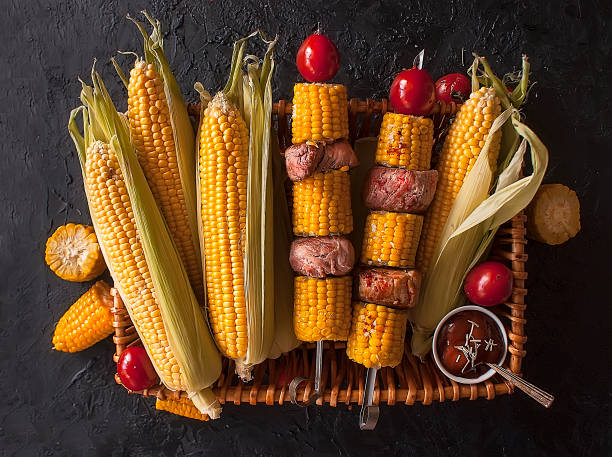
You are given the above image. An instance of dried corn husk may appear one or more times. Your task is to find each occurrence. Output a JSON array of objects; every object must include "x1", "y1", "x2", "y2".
[{"x1": 68, "y1": 69, "x2": 222, "y2": 417}]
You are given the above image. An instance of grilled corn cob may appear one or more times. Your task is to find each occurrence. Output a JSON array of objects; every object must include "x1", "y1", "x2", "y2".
[
  {"x1": 346, "y1": 302, "x2": 409, "y2": 369},
  {"x1": 199, "y1": 92, "x2": 249, "y2": 360},
  {"x1": 127, "y1": 60, "x2": 203, "y2": 300},
  {"x1": 417, "y1": 87, "x2": 502, "y2": 271},
  {"x1": 361, "y1": 211, "x2": 423, "y2": 268},
  {"x1": 156, "y1": 397, "x2": 209, "y2": 421},
  {"x1": 52, "y1": 280, "x2": 113, "y2": 352},
  {"x1": 292, "y1": 83, "x2": 349, "y2": 144},
  {"x1": 45, "y1": 224, "x2": 106, "y2": 282},
  {"x1": 293, "y1": 276, "x2": 352, "y2": 342},
  {"x1": 292, "y1": 170, "x2": 353, "y2": 236},
  {"x1": 376, "y1": 113, "x2": 434, "y2": 169}
]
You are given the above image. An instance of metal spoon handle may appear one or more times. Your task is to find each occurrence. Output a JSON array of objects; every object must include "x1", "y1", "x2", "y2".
[{"x1": 487, "y1": 363, "x2": 555, "y2": 408}]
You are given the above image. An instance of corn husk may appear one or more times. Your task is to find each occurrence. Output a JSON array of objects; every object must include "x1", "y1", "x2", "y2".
[
  {"x1": 114, "y1": 12, "x2": 202, "y2": 298},
  {"x1": 267, "y1": 135, "x2": 299, "y2": 359},
  {"x1": 195, "y1": 33, "x2": 278, "y2": 379},
  {"x1": 68, "y1": 69, "x2": 222, "y2": 418},
  {"x1": 410, "y1": 57, "x2": 548, "y2": 358}
]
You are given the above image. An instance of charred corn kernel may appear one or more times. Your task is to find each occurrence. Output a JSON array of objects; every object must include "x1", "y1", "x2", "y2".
[
  {"x1": 292, "y1": 170, "x2": 352, "y2": 236},
  {"x1": 156, "y1": 397, "x2": 209, "y2": 421},
  {"x1": 417, "y1": 87, "x2": 502, "y2": 271},
  {"x1": 376, "y1": 113, "x2": 434, "y2": 169},
  {"x1": 526, "y1": 184, "x2": 581, "y2": 245},
  {"x1": 293, "y1": 276, "x2": 352, "y2": 342},
  {"x1": 361, "y1": 211, "x2": 423, "y2": 268},
  {"x1": 128, "y1": 61, "x2": 203, "y2": 301},
  {"x1": 86, "y1": 140, "x2": 187, "y2": 390},
  {"x1": 292, "y1": 83, "x2": 349, "y2": 143},
  {"x1": 52, "y1": 280, "x2": 113, "y2": 352},
  {"x1": 199, "y1": 93, "x2": 249, "y2": 359},
  {"x1": 45, "y1": 224, "x2": 106, "y2": 282},
  {"x1": 346, "y1": 302, "x2": 408, "y2": 369}
]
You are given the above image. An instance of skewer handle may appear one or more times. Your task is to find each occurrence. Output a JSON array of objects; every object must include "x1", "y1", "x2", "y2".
[
  {"x1": 289, "y1": 341, "x2": 324, "y2": 406},
  {"x1": 359, "y1": 367, "x2": 379, "y2": 430}
]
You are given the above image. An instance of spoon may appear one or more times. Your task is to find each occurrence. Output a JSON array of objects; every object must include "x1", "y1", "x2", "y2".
[{"x1": 486, "y1": 362, "x2": 555, "y2": 408}]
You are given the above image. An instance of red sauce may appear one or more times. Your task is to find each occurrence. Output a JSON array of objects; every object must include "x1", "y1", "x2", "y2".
[{"x1": 436, "y1": 310, "x2": 504, "y2": 378}]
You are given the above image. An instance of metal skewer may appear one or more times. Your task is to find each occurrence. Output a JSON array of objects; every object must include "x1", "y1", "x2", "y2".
[
  {"x1": 359, "y1": 367, "x2": 379, "y2": 430},
  {"x1": 289, "y1": 340, "x2": 324, "y2": 406},
  {"x1": 486, "y1": 363, "x2": 555, "y2": 408}
]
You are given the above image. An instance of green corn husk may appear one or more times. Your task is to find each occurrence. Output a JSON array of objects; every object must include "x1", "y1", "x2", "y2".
[
  {"x1": 114, "y1": 12, "x2": 202, "y2": 300},
  {"x1": 410, "y1": 56, "x2": 548, "y2": 358},
  {"x1": 195, "y1": 33, "x2": 279, "y2": 379},
  {"x1": 68, "y1": 68, "x2": 222, "y2": 418},
  {"x1": 267, "y1": 134, "x2": 299, "y2": 359}
]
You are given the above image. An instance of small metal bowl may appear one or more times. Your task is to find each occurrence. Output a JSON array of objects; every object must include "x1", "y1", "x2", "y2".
[{"x1": 432, "y1": 305, "x2": 508, "y2": 385}]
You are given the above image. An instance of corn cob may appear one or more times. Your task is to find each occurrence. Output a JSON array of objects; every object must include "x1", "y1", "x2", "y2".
[
  {"x1": 346, "y1": 302, "x2": 409, "y2": 369},
  {"x1": 293, "y1": 276, "x2": 352, "y2": 342},
  {"x1": 376, "y1": 113, "x2": 434, "y2": 169},
  {"x1": 199, "y1": 92, "x2": 249, "y2": 360},
  {"x1": 45, "y1": 224, "x2": 106, "y2": 282},
  {"x1": 292, "y1": 170, "x2": 353, "y2": 236},
  {"x1": 52, "y1": 280, "x2": 113, "y2": 352},
  {"x1": 361, "y1": 211, "x2": 423, "y2": 268},
  {"x1": 156, "y1": 397, "x2": 209, "y2": 421},
  {"x1": 86, "y1": 140, "x2": 193, "y2": 389},
  {"x1": 292, "y1": 83, "x2": 349, "y2": 144},
  {"x1": 71, "y1": 69, "x2": 222, "y2": 417},
  {"x1": 127, "y1": 60, "x2": 203, "y2": 301},
  {"x1": 417, "y1": 87, "x2": 502, "y2": 271}
]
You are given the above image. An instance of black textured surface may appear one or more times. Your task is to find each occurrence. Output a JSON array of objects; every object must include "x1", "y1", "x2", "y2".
[{"x1": 1, "y1": 1, "x2": 611, "y2": 456}]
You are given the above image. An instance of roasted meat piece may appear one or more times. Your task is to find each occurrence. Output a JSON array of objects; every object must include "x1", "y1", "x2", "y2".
[{"x1": 289, "y1": 236, "x2": 355, "y2": 278}]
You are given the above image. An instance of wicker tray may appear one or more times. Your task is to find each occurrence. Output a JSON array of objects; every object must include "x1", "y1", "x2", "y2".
[{"x1": 111, "y1": 98, "x2": 527, "y2": 408}]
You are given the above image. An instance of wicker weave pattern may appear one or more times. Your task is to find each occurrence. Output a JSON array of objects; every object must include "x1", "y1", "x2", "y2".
[{"x1": 113, "y1": 99, "x2": 527, "y2": 407}]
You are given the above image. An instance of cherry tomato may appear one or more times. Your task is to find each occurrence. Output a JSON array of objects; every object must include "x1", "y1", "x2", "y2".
[
  {"x1": 117, "y1": 346, "x2": 159, "y2": 391},
  {"x1": 435, "y1": 73, "x2": 471, "y2": 103},
  {"x1": 464, "y1": 261, "x2": 514, "y2": 307},
  {"x1": 296, "y1": 32, "x2": 340, "y2": 82},
  {"x1": 389, "y1": 67, "x2": 436, "y2": 116}
]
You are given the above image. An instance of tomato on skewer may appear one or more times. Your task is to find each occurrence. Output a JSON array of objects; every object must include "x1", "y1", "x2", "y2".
[{"x1": 296, "y1": 31, "x2": 340, "y2": 82}]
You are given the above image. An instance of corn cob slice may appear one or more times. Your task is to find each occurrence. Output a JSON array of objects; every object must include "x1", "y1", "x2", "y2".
[
  {"x1": 156, "y1": 397, "x2": 209, "y2": 421},
  {"x1": 70, "y1": 70, "x2": 221, "y2": 418},
  {"x1": 293, "y1": 276, "x2": 352, "y2": 342},
  {"x1": 346, "y1": 302, "x2": 409, "y2": 369},
  {"x1": 127, "y1": 61, "x2": 203, "y2": 301},
  {"x1": 52, "y1": 280, "x2": 113, "y2": 352},
  {"x1": 45, "y1": 224, "x2": 106, "y2": 282},
  {"x1": 376, "y1": 113, "x2": 434, "y2": 169},
  {"x1": 292, "y1": 83, "x2": 349, "y2": 144},
  {"x1": 199, "y1": 92, "x2": 249, "y2": 360},
  {"x1": 526, "y1": 184, "x2": 581, "y2": 245},
  {"x1": 361, "y1": 211, "x2": 423, "y2": 268},
  {"x1": 292, "y1": 170, "x2": 353, "y2": 236},
  {"x1": 417, "y1": 87, "x2": 502, "y2": 271}
]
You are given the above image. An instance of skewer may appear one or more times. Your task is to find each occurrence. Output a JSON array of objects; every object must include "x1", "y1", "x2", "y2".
[
  {"x1": 289, "y1": 340, "x2": 324, "y2": 406},
  {"x1": 359, "y1": 367, "x2": 379, "y2": 430}
]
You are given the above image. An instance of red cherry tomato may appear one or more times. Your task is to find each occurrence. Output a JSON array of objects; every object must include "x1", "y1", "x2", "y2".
[
  {"x1": 464, "y1": 261, "x2": 514, "y2": 307},
  {"x1": 117, "y1": 346, "x2": 159, "y2": 391},
  {"x1": 389, "y1": 67, "x2": 436, "y2": 116},
  {"x1": 435, "y1": 73, "x2": 471, "y2": 103},
  {"x1": 296, "y1": 32, "x2": 340, "y2": 82}
]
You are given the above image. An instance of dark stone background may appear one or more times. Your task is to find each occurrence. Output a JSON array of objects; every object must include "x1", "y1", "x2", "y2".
[{"x1": 1, "y1": 0, "x2": 610, "y2": 456}]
